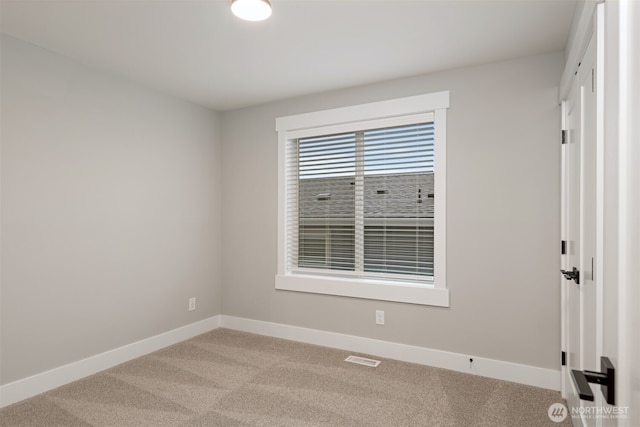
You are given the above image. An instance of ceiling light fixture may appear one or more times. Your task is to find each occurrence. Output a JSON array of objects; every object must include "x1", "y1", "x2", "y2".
[{"x1": 231, "y1": 0, "x2": 272, "y2": 22}]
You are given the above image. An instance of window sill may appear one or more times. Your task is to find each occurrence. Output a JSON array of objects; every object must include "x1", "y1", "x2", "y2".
[{"x1": 275, "y1": 273, "x2": 450, "y2": 307}]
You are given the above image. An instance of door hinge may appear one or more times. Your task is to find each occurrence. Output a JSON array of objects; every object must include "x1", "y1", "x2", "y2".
[
  {"x1": 561, "y1": 240, "x2": 567, "y2": 255},
  {"x1": 561, "y1": 130, "x2": 567, "y2": 144},
  {"x1": 562, "y1": 351, "x2": 566, "y2": 366}
]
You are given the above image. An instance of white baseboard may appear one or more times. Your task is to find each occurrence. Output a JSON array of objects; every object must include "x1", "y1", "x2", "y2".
[
  {"x1": 1, "y1": 313, "x2": 561, "y2": 409},
  {"x1": 220, "y1": 315, "x2": 561, "y2": 391},
  {"x1": 0, "y1": 315, "x2": 221, "y2": 408}
]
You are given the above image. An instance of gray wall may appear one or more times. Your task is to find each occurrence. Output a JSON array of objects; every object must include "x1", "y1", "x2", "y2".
[
  {"x1": 0, "y1": 35, "x2": 222, "y2": 384},
  {"x1": 221, "y1": 52, "x2": 564, "y2": 370},
  {"x1": 0, "y1": 33, "x2": 564, "y2": 386}
]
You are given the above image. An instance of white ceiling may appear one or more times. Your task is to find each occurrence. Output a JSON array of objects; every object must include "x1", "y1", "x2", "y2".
[{"x1": 0, "y1": 0, "x2": 576, "y2": 112}]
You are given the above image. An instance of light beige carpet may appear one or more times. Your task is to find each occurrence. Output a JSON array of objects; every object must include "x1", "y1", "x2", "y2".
[{"x1": 0, "y1": 328, "x2": 571, "y2": 426}]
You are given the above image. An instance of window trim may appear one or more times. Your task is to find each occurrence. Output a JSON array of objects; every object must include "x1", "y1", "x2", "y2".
[{"x1": 276, "y1": 92, "x2": 449, "y2": 307}]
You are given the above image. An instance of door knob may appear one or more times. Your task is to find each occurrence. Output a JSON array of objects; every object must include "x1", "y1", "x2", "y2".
[{"x1": 561, "y1": 267, "x2": 580, "y2": 284}]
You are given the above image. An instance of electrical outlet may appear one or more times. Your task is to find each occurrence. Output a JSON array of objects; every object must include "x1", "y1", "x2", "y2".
[
  {"x1": 375, "y1": 310, "x2": 384, "y2": 325},
  {"x1": 188, "y1": 297, "x2": 196, "y2": 311}
]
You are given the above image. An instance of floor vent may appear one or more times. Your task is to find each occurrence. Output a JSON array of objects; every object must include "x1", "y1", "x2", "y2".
[{"x1": 344, "y1": 355, "x2": 381, "y2": 367}]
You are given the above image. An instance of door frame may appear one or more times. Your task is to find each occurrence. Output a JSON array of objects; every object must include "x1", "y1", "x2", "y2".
[{"x1": 615, "y1": 0, "x2": 640, "y2": 420}]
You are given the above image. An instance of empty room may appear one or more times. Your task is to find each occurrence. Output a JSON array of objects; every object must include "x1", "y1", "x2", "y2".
[{"x1": 0, "y1": 0, "x2": 638, "y2": 426}]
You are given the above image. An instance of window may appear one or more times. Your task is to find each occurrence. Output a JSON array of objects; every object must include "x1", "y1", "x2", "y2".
[{"x1": 276, "y1": 92, "x2": 449, "y2": 306}]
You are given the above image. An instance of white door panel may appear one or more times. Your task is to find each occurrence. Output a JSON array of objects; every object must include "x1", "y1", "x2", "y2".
[{"x1": 562, "y1": 30, "x2": 599, "y2": 427}]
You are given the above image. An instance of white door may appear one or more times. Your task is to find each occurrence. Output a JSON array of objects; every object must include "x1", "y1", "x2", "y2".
[{"x1": 561, "y1": 31, "x2": 600, "y2": 426}]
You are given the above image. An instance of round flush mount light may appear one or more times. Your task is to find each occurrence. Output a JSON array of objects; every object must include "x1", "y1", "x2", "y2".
[{"x1": 231, "y1": 0, "x2": 272, "y2": 22}]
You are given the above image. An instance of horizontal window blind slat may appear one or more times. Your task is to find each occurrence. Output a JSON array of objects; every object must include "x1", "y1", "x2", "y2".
[{"x1": 288, "y1": 120, "x2": 436, "y2": 280}]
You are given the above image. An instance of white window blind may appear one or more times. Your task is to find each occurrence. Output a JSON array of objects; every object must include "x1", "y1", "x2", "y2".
[{"x1": 286, "y1": 121, "x2": 435, "y2": 282}]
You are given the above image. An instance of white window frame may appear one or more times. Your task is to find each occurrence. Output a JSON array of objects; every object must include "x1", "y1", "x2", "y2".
[{"x1": 275, "y1": 92, "x2": 449, "y2": 307}]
